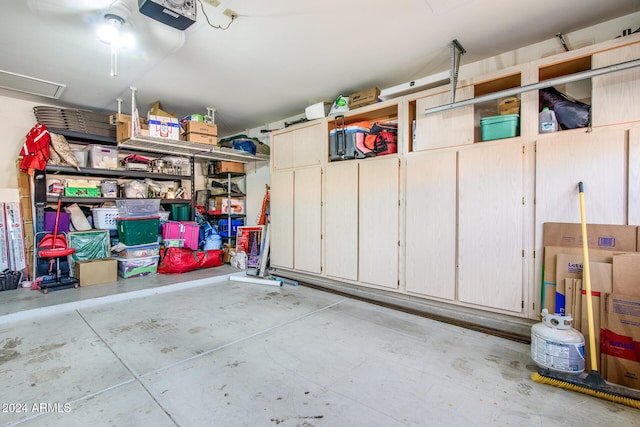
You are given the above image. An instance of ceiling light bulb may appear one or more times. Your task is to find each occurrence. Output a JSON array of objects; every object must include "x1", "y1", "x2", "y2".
[{"x1": 98, "y1": 23, "x2": 119, "y2": 44}]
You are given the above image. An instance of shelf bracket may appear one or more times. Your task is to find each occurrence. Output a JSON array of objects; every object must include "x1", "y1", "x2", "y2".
[{"x1": 450, "y1": 39, "x2": 466, "y2": 103}]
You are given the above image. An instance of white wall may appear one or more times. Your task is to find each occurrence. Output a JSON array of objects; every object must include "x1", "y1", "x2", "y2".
[{"x1": 0, "y1": 96, "x2": 57, "y2": 188}]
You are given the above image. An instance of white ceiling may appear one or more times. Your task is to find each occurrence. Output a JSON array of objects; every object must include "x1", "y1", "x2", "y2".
[{"x1": 1, "y1": 0, "x2": 639, "y2": 137}]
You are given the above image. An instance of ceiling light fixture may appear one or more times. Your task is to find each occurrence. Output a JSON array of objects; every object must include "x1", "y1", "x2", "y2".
[{"x1": 97, "y1": 10, "x2": 135, "y2": 77}]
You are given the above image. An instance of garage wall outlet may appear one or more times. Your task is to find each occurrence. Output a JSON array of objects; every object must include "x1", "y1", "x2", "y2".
[{"x1": 223, "y1": 8, "x2": 238, "y2": 19}]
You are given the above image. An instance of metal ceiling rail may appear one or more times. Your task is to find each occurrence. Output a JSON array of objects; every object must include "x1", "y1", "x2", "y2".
[{"x1": 424, "y1": 58, "x2": 640, "y2": 115}]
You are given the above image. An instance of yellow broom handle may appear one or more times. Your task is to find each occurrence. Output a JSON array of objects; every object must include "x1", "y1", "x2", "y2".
[{"x1": 579, "y1": 182, "x2": 598, "y2": 372}]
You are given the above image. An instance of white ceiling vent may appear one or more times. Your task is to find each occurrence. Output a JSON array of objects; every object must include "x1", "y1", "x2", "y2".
[{"x1": 0, "y1": 70, "x2": 66, "y2": 99}]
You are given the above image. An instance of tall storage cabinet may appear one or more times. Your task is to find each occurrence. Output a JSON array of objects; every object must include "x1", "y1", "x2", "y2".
[
  {"x1": 293, "y1": 167, "x2": 322, "y2": 274},
  {"x1": 268, "y1": 33, "x2": 640, "y2": 327},
  {"x1": 405, "y1": 150, "x2": 457, "y2": 300},
  {"x1": 269, "y1": 167, "x2": 322, "y2": 273},
  {"x1": 269, "y1": 170, "x2": 294, "y2": 269},
  {"x1": 358, "y1": 156, "x2": 400, "y2": 289},
  {"x1": 457, "y1": 141, "x2": 524, "y2": 312},
  {"x1": 325, "y1": 161, "x2": 359, "y2": 281}
]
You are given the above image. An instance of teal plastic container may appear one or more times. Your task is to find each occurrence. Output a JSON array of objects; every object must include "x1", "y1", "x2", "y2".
[
  {"x1": 170, "y1": 204, "x2": 191, "y2": 221},
  {"x1": 480, "y1": 114, "x2": 520, "y2": 141}
]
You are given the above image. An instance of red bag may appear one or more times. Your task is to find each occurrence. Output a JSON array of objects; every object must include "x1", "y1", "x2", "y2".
[
  {"x1": 363, "y1": 122, "x2": 398, "y2": 156},
  {"x1": 158, "y1": 247, "x2": 223, "y2": 274},
  {"x1": 20, "y1": 123, "x2": 51, "y2": 172}
]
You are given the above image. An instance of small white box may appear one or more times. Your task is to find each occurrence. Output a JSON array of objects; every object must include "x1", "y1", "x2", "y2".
[
  {"x1": 89, "y1": 146, "x2": 119, "y2": 169},
  {"x1": 148, "y1": 115, "x2": 180, "y2": 140},
  {"x1": 305, "y1": 102, "x2": 331, "y2": 120}
]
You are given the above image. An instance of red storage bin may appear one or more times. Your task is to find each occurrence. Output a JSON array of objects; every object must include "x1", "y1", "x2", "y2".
[{"x1": 162, "y1": 221, "x2": 200, "y2": 250}]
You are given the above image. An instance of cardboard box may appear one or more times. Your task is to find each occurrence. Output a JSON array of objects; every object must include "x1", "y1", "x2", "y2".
[
  {"x1": 554, "y1": 253, "x2": 612, "y2": 315},
  {"x1": 181, "y1": 132, "x2": 218, "y2": 145},
  {"x1": 612, "y1": 253, "x2": 640, "y2": 296},
  {"x1": 603, "y1": 293, "x2": 640, "y2": 389},
  {"x1": 542, "y1": 245, "x2": 621, "y2": 313},
  {"x1": 543, "y1": 222, "x2": 637, "y2": 252},
  {"x1": 148, "y1": 115, "x2": 180, "y2": 140},
  {"x1": 348, "y1": 87, "x2": 380, "y2": 109},
  {"x1": 223, "y1": 243, "x2": 232, "y2": 263},
  {"x1": 116, "y1": 120, "x2": 149, "y2": 142},
  {"x1": 148, "y1": 101, "x2": 175, "y2": 118},
  {"x1": 212, "y1": 161, "x2": 244, "y2": 174},
  {"x1": 183, "y1": 121, "x2": 217, "y2": 136},
  {"x1": 74, "y1": 258, "x2": 117, "y2": 286},
  {"x1": 214, "y1": 197, "x2": 245, "y2": 214}
]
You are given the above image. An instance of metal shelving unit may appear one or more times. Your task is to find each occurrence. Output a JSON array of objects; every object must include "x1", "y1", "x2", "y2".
[
  {"x1": 206, "y1": 171, "x2": 246, "y2": 245},
  {"x1": 119, "y1": 135, "x2": 269, "y2": 163}
]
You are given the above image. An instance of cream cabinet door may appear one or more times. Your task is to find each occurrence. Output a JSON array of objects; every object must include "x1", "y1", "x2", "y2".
[
  {"x1": 270, "y1": 170, "x2": 294, "y2": 269},
  {"x1": 358, "y1": 157, "x2": 399, "y2": 289},
  {"x1": 325, "y1": 161, "x2": 359, "y2": 281},
  {"x1": 458, "y1": 142, "x2": 524, "y2": 313},
  {"x1": 592, "y1": 42, "x2": 640, "y2": 126},
  {"x1": 293, "y1": 166, "x2": 322, "y2": 274},
  {"x1": 272, "y1": 122, "x2": 325, "y2": 170},
  {"x1": 535, "y1": 128, "x2": 627, "y2": 230},
  {"x1": 414, "y1": 86, "x2": 474, "y2": 151},
  {"x1": 405, "y1": 150, "x2": 457, "y2": 300}
]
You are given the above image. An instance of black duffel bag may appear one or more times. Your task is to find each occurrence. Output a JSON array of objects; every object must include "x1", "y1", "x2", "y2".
[{"x1": 539, "y1": 87, "x2": 591, "y2": 130}]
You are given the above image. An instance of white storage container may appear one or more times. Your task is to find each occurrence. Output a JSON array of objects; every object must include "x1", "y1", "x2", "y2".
[
  {"x1": 90, "y1": 145, "x2": 119, "y2": 169},
  {"x1": 91, "y1": 207, "x2": 119, "y2": 230}
]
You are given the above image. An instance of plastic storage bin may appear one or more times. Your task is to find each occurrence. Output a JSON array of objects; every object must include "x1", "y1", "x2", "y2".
[
  {"x1": 44, "y1": 211, "x2": 70, "y2": 233},
  {"x1": 118, "y1": 242, "x2": 160, "y2": 259},
  {"x1": 480, "y1": 114, "x2": 519, "y2": 141},
  {"x1": 89, "y1": 145, "x2": 119, "y2": 169},
  {"x1": 116, "y1": 216, "x2": 160, "y2": 246},
  {"x1": 92, "y1": 207, "x2": 119, "y2": 230},
  {"x1": 116, "y1": 199, "x2": 161, "y2": 218},
  {"x1": 218, "y1": 219, "x2": 243, "y2": 237},
  {"x1": 116, "y1": 255, "x2": 159, "y2": 278},
  {"x1": 170, "y1": 203, "x2": 191, "y2": 221},
  {"x1": 162, "y1": 221, "x2": 200, "y2": 250}
]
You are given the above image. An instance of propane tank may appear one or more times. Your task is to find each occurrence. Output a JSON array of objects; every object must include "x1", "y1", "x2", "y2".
[{"x1": 531, "y1": 309, "x2": 585, "y2": 375}]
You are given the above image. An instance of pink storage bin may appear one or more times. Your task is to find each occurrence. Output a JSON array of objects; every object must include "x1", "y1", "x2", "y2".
[{"x1": 162, "y1": 221, "x2": 200, "y2": 250}]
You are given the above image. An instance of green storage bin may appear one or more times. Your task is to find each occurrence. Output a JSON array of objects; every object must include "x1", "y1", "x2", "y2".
[
  {"x1": 116, "y1": 216, "x2": 160, "y2": 246},
  {"x1": 480, "y1": 114, "x2": 519, "y2": 141},
  {"x1": 170, "y1": 203, "x2": 191, "y2": 221}
]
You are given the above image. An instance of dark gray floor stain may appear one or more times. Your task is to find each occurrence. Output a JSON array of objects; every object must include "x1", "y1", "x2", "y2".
[
  {"x1": 517, "y1": 382, "x2": 532, "y2": 396},
  {"x1": 225, "y1": 360, "x2": 245, "y2": 368},
  {"x1": 28, "y1": 365, "x2": 71, "y2": 383},
  {"x1": 160, "y1": 346, "x2": 177, "y2": 354},
  {"x1": 0, "y1": 337, "x2": 22, "y2": 364},
  {"x1": 451, "y1": 357, "x2": 473, "y2": 375},
  {"x1": 500, "y1": 360, "x2": 524, "y2": 381},
  {"x1": 188, "y1": 326, "x2": 205, "y2": 334}
]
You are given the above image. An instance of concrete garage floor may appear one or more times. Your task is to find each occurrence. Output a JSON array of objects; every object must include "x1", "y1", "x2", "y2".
[{"x1": 1, "y1": 269, "x2": 639, "y2": 426}]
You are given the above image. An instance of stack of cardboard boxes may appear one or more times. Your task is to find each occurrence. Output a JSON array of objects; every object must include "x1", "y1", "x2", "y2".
[
  {"x1": 542, "y1": 222, "x2": 640, "y2": 390},
  {"x1": 181, "y1": 121, "x2": 218, "y2": 145}
]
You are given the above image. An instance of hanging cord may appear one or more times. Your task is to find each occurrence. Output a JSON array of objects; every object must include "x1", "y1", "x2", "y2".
[{"x1": 197, "y1": 0, "x2": 237, "y2": 30}]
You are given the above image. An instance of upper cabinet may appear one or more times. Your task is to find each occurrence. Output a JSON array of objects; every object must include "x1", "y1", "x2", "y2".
[
  {"x1": 591, "y1": 42, "x2": 640, "y2": 126},
  {"x1": 271, "y1": 122, "x2": 325, "y2": 170},
  {"x1": 414, "y1": 86, "x2": 474, "y2": 151}
]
